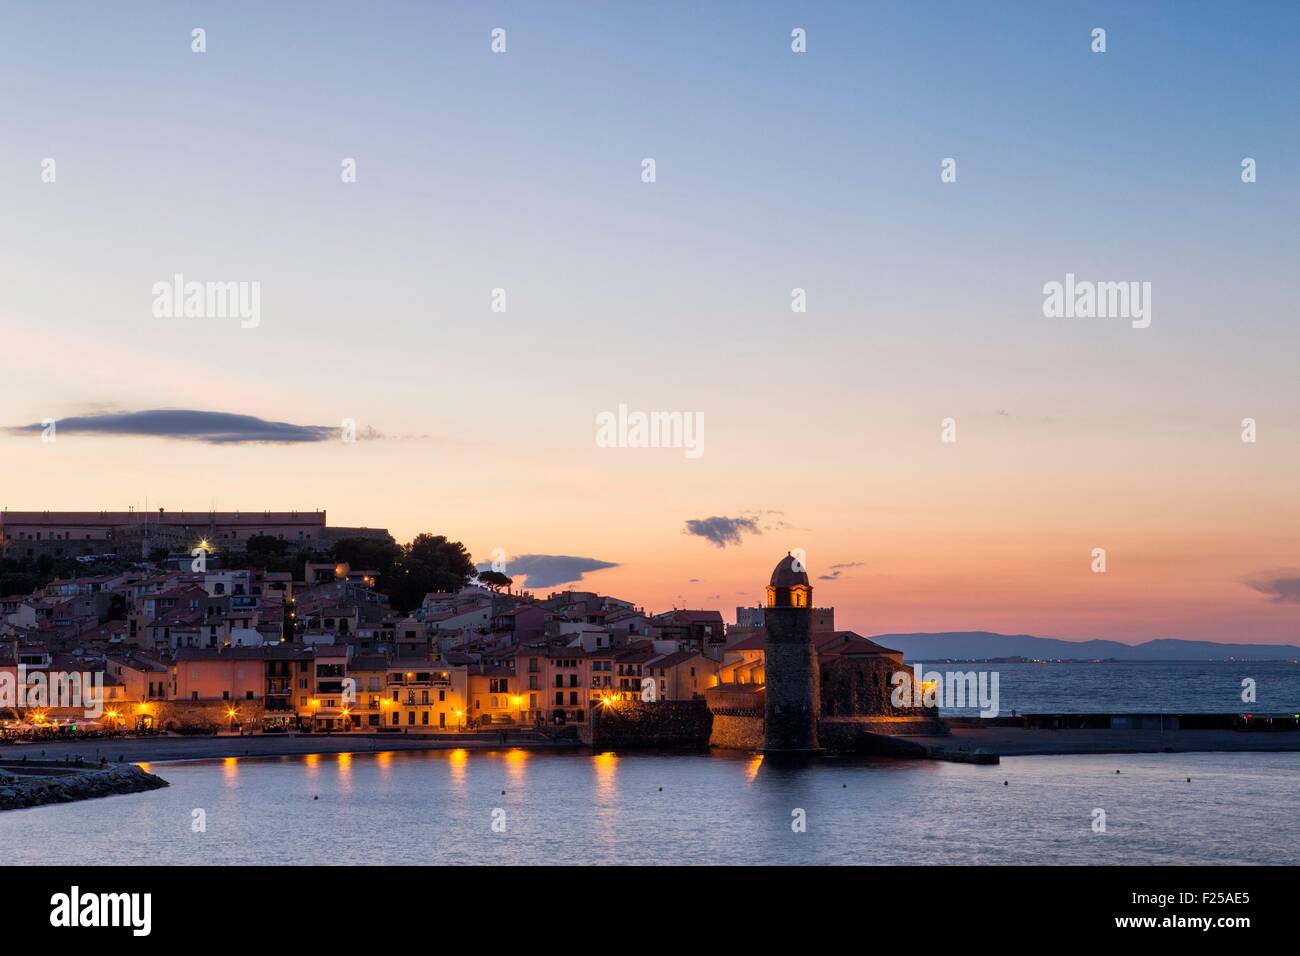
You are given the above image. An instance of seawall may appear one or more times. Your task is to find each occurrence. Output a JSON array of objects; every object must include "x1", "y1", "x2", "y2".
[
  {"x1": 0, "y1": 761, "x2": 169, "y2": 811},
  {"x1": 584, "y1": 700, "x2": 712, "y2": 750}
]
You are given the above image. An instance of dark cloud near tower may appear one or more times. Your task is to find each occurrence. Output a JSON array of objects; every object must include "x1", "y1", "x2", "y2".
[
  {"x1": 819, "y1": 561, "x2": 865, "y2": 581},
  {"x1": 683, "y1": 515, "x2": 762, "y2": 548}
]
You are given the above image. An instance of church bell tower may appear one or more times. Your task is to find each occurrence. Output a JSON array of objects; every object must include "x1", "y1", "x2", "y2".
[{"x1": 762, "y1": 553, "x2": 821, "y2": 753}]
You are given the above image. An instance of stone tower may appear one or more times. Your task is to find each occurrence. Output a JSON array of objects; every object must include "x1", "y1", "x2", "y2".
[{"x1": 762, "y1": 553, "x2": 820, "y2": 753}]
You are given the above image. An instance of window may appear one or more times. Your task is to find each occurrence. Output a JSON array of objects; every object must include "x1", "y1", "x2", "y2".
[
  {"x1": 222, "y1": 690, "x2": 230, "y2": 700},
  {"x1": 555, "y1": 692, "x2": 563, "y2": 705},
  {"x1": 407, "y1": 711, "x2": 415, "y2": 726},
  {"x1": 245, "y1": 691, "x2": 254, "y2": 700},
  {"x1": 421, "y1": 711, "x2": 429, "y2": 725},
  {"x1": 438, "y1": 689, "x2": 445, "y2": 701}
]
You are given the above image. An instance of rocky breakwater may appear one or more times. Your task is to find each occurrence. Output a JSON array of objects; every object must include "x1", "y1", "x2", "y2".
[{"x1": 0, "y1": 761, "x2": 169, "y2": 811}]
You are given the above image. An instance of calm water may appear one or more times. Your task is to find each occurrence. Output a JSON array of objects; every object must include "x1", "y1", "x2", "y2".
[
  {"x1": 5, "y1": 749, "x2": 1297, "y2": 865},
  {"x1": 914, "y1": 661, "x2": 1300, "y2": 716}
]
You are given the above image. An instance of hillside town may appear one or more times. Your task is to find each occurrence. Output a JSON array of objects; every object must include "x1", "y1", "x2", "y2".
[{"x1": 0, "y1": 510, "x2": 742, "y2": 737}]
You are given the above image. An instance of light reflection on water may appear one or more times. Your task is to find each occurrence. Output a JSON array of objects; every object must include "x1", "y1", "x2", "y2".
[{"x1": 3, "y1": 749, "x2": 1296, "y2": 865}]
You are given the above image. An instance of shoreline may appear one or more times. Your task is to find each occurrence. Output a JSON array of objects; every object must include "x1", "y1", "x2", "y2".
[
  {"x1": 0, "y1": 733, "x2": 582, "y2": 766},
  {"x1": 918, "y1": 726, "x2": 1300, "y2": 757},
  {"x1": 3, "y1": 726, "x2": 1300, "y2": 764}
]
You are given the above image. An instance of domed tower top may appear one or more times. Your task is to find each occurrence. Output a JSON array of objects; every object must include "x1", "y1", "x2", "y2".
[{"x1": 767, "y1": 553, "x2": 812, "y2": 608}]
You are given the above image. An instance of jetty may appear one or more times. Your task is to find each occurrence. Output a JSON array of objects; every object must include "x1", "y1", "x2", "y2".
[{"x1": 0, "y1": 758, "x2": 168, "y2": 811}]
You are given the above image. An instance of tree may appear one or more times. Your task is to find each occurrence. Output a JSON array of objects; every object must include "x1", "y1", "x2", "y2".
[
  {"x1": 477, "y1": 570, "x2": 513, "y2": 592},
  {"x1": 245, "y1": 534, "x2": 289, "y2": 557},
  {"x1": 331, "y1": 536, "x2": 401, "y2": 575},
  {"x1": 381, "y1": 534, "x2": 476, "y2": 613}
]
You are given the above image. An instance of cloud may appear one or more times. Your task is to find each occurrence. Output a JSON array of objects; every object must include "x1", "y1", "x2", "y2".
[
  {"x1": 819, "y1": 561, "x2": 865, "y2": 581},
  {"x1": 5, "y1": 408, "x2": 345, "y2": 444},
  {"x1": 683, "y1": 515, "x2": 761, "y2": 548},
  {"x1": 485, "y1": 554, "x2": 619, "y2": 589},
  {"x1": 1244, "y1": 572, "x2": 1300, "y2": 604}
]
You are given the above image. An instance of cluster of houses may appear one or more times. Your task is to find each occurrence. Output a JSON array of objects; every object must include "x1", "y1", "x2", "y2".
[{"x1": 0, "y1": 559, "x2": 738, "y2": 734}]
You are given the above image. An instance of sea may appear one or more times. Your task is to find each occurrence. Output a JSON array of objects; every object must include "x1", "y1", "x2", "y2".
[
  {"x1": 4, "y1": 748, "x2": 1297, "y2": 865},
  {"x1": 909, "y1": 660, "x2": 1300, "y2": 716}
]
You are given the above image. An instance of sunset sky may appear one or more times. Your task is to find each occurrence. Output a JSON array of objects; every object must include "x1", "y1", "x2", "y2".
[{"x1": 2, "y1": 2, "x2": 1298, "y2": 643}]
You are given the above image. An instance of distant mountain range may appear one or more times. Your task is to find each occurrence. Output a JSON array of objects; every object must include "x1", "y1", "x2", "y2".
[{"x1": 870, "y1": 631, "x2": 1300, "y2": 662}]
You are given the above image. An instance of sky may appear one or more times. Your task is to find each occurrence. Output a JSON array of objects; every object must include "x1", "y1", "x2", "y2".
[{"x1": 2, "y1": 2, "x2": 1298, "y2": 643}]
